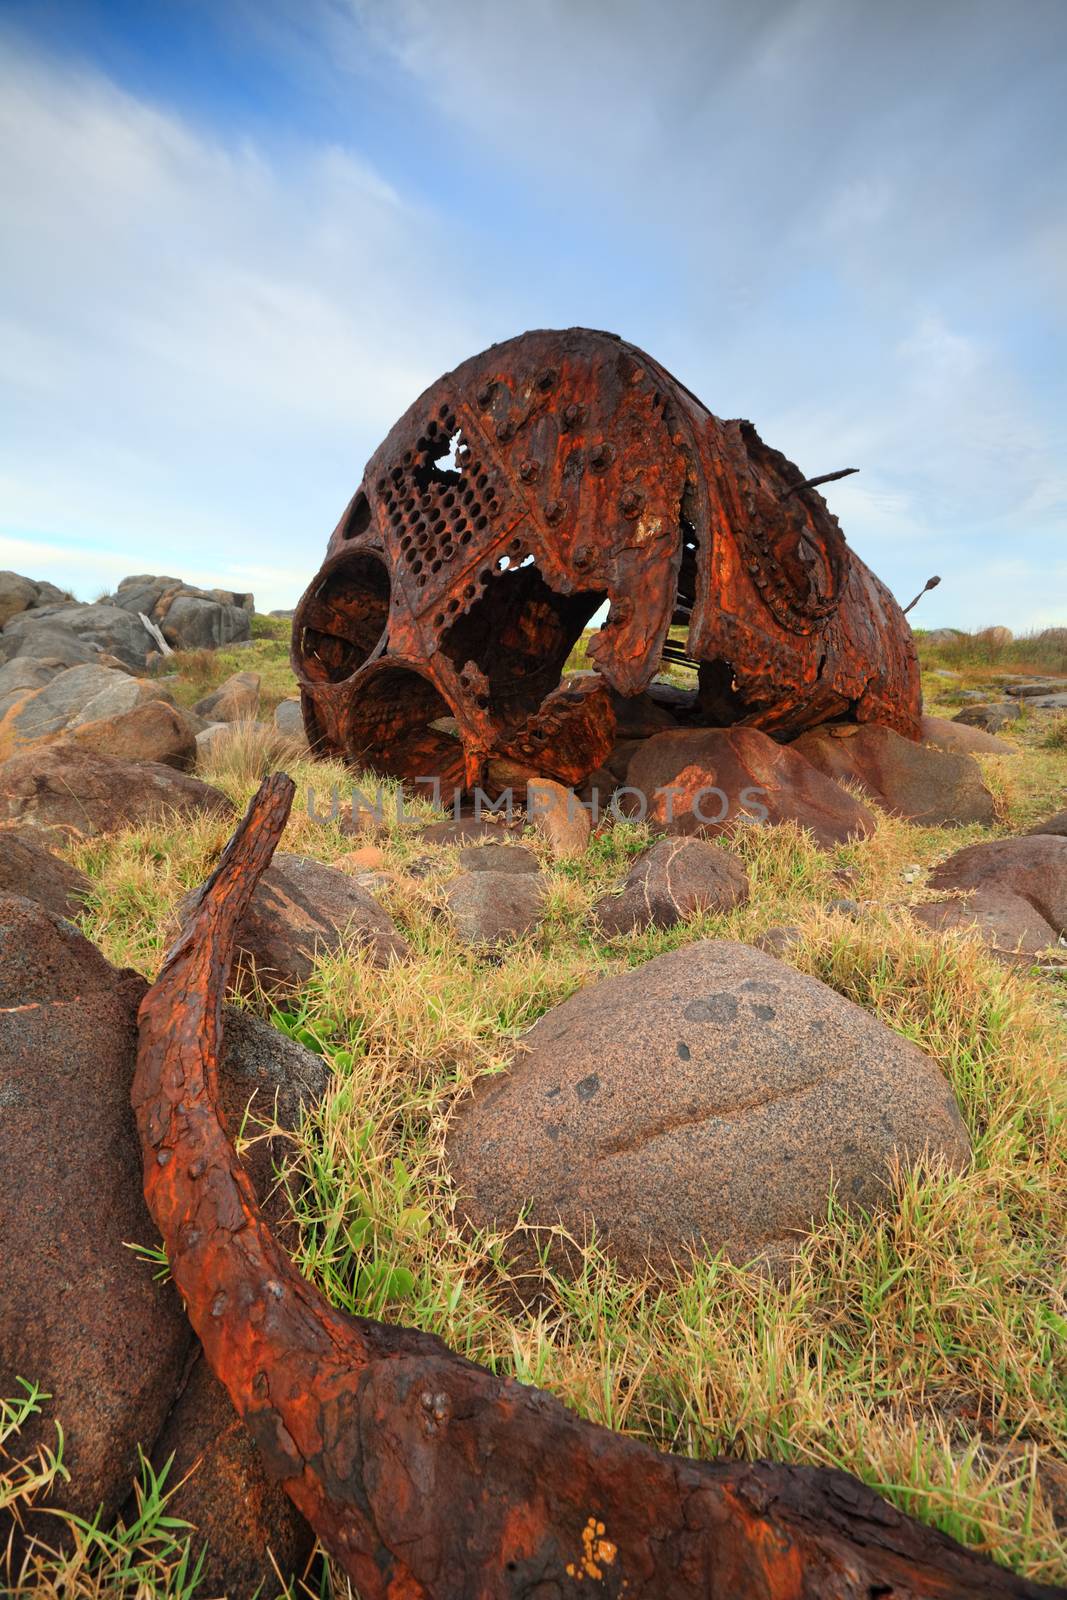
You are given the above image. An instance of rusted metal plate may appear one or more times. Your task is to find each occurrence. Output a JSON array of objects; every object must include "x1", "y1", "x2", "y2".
[
  {"x1": 292, "y1": 329, "x2": 921, "y2": 789},
  {"x1": 132, "y1": 778, "x2": 1058, "y2": 1600}
]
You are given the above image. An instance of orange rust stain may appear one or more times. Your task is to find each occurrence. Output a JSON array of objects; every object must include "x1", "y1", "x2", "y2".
[{"x1": 565, "y1": 1516, "x2": 619, "y2": 1583}]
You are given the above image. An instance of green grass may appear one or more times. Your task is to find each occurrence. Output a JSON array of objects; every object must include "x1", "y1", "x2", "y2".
[
  {"x1": 3, "y1": 628, "x2": 1066, "y2": 1593},
  {"x1": 914, "y1": 625, "x2": 1067, "y2": 678},
  {"x1": 156, "y1": 613, "x2": 298, "y2": 717}
]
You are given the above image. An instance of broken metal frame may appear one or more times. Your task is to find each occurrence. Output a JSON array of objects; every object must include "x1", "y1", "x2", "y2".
[
  {"x1": 291, "y1": 328, "x2": 921, "y2": 793},
  {"x1": 132, "y1": 775, "x2": 1057, "y2": 1599}
]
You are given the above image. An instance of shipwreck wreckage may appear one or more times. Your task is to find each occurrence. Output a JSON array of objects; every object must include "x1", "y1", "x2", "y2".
[
  {"x1": 133, "y1": 776, "x2": 1060, "y2": 1599},
  {"x1": 291, "y1": 327, "x2": 922, "y2": 793},
  {"x1": 129, "y1": 335, "x2": 1025, "y2": 1593}
]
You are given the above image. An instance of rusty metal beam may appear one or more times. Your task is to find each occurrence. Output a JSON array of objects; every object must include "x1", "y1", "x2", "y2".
[
  {"x1": 132, "y1": 776, "x2": 1058, "y2": 1600},
  {"x1": 292, "y1": 329, "x2": 921, "y2": 790}
]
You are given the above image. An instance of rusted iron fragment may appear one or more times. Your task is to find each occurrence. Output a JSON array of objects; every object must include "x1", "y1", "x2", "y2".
[
  {"x1": 292, "y1": 328, "x2": 921, "y2": 790},
  {"x1": 132, "y1": 777, "x2": 1059, "y2": 1600}
]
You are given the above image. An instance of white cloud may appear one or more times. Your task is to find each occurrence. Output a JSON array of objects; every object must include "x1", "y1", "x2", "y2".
[
  {"x1": 0, "y1": 34, "x2": 498, "y2": 608},
  {"x1": 1, "y1": 7, "x2": 1064, "y2": 629}
]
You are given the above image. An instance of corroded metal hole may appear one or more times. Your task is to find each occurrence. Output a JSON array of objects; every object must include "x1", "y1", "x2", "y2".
[
  {"x1": 442, "y1": 561, "x2": 607, "y2": 730},
  {"x1": 344, "y1": 662, "x2": 461, "y2": 780},
  {"x1": 295, "y1": 550, "x2": 391, "y2": 686}
]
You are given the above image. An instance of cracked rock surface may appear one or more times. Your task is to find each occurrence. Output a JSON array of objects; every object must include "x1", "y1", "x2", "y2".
[
  {"x1": 447, "y1": 941, "x2": 971, "y2": 1280},
  {"x1": 591, "y1": 837, "x2": 749, "y2": 935}
]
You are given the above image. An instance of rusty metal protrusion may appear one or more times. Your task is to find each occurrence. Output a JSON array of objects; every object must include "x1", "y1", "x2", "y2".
[
  {"x1": 291, "y1": 327, "x2": 921, "y2": 791},
  {"x1": 132, "y1": 777, "x2": 1059, "y2": 1600}
]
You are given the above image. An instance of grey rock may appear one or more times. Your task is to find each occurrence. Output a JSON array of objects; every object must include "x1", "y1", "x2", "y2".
[
  {"x1": 1004, "y1": 679, "x2": 1067, "y2": 698},
  {"x1": 0, "y1": 745, "x2": 234, "y2": 837},
  {"x1": 68, "y1": 672, "x2": 173, "y2": 729},
  {"x1": 448, "y1": 942, "x2": 970, "y2": 1279},
  {"x1": 173, "y1": 851, "x2": 409, "y2": 994},
  {"x1": 194, "y1": 720, "x2": 237, "y2": 761},
  {"x1": 455, "y1": 842, "x2": 540, "y2": 875},
  {"x1": 0, "y1": 657, "x2": 63, "y2": 719},
  {"x1": 0, "y1": 621, "x2": 100, "y2": 668},
  {"x1": 1, "y1": 604, "x2": 154, "y2": 672},
  {"x1": 0, "y1": 829, "x2": 92, "y2": 921},
  {"x1": 110, "y1": 575, "x2": 183, "y2": 614},
  {"x1": 912, "y1": 889, "x2": 1058, "y2": 960},
  {"x1": 952, "y1": 702, "x2": 1022, "y2": 734},
  {"x1": 193, "y1": 670, "x2": 260, "y2": 723},
  {"x1": 274, "y1": 697, "x2": 306, "y2": 739},
  {"x1": 592, "y1": 838, "x2": 749, "y2": 935},
  {"x1": 444, "y1": 869, "x2": 545, "y2": 948},
  {"x1": 109, "y1": 577, "x2": 255, "y2": 652},
  {"x1": 793, "y1": 724, "x2": 996, "y2": 827},
  {"x1": 928, "y1": 836, "x2": 1067, "y2": 935},
  {"x1": 1029, "y1": 693, "x2": 1067, "y2": 710},
  {"x1": 921, "y1": 628, "x2": 965, "y2": 646},
  {"x1": 0, "y1": 664, "x2": 145, "y2": 752},
  {"x1": 160, "y1": 594, "x2": 251, "y2": 650}
]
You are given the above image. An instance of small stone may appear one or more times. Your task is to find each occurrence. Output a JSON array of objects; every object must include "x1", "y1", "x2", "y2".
[
  {"x1": 274, "y1": 698, "x2": 306, "y2": 739},
  {"x1": 337, "y1": 844, "x2": 386, "y2": 872},
  {"x1": 826, "y1": 897, "x2": 860, "y2": 917},
  {"x1": 171, "y1": 852, "x2": 409, "y2": 992},
  {"x1": 444, "y1": 869, "x2": 545, "y2": 949},
  {"x1": 527, "y1": 778, "x2": 591, "y2": 858},
  {"x1": 421, "y1": 816, "x2": 517, "y2": 846},
  {"x1": 455, "y1": 843, "x2": 540, "y2": 875},
  {"x1": 1028, "y1": 809, "x2": 1067, "y2": 839},
  {"x1": 753, "y1": 925, "x2": 802, "y2": 958},
  {"x1": 952, "y1": 702, "x2": 1021, "y2": 734},
  {"x1": 193, "y1": 670, "x2": 260, "y2": 723},
  {"x1": 1004, "y1": 679, "x2": 1067, "y2": 699},
  {"x1": 920, "y1": 714, "x2": 1017, "y2": 757},
  {"x1": 592, "y1": 838, "x2": 749, "y2": 935}
]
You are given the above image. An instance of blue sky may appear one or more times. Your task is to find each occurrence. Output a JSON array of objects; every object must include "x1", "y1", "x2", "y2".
[{"x1": 1, "y1": 0, "x2": 1064, "y2": 628}]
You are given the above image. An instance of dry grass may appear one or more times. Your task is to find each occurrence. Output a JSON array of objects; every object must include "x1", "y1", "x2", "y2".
[
  {"x1": 914, "y1": 625, "x2": 1067, "y2": 678},
  {"x1": 195, "y1": 716, "x2": 309, "y2": 791},
  {"x1": 158, "y1": 614, "x2": 297, "y2": 717},
  {"x1": 3, "y1": 638, "x2": 1066, "y2": 1593}
]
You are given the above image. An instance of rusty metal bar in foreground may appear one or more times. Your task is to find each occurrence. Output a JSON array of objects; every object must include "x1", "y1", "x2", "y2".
[
  {"x1": 291, "y1": 328, "x2": 922, "y2": 792},
  {"x1": 133, "y1": 777, "x2": 1058, "y2": 1599}
]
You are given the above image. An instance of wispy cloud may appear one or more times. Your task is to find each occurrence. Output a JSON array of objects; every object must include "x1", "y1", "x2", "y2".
[{"x1": 0, "y1": 4, "x2": 1064, "y2": 627}]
